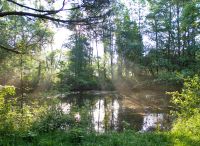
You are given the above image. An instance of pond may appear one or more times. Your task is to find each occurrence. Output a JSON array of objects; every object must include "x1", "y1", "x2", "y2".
[{"x1": 60, "y1": 90, "x2": 172, "y2": 133}]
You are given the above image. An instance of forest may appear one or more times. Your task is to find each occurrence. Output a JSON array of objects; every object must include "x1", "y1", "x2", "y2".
[{"x1": 0, "y1": 0, "x2": 200, "y2": 145}]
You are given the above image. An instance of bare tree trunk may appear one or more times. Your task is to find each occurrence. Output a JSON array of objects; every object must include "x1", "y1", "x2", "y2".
[
  {"x1": 167, "y1": 2, "x2": 172, "y2": 71},
  {"x1": 96, "y1": 37, "x2": 100, "y2": 77},
  {"x1": 155, "y1": 18, "x2": 159, "y2": 75},
  {"x1": 20, "y1": 54, "x2": 24, "y2": 112},
  {"x1": 176, "y1": 1, "x2": 181, "y2": 56},
  {"x1": 109, "y1": 24, "x2": 114, "y2": 80}
]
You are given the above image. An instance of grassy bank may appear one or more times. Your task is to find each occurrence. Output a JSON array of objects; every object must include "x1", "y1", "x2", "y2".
[{"x1": 1, "y1": 129, "x2": 200, "y2": 146}]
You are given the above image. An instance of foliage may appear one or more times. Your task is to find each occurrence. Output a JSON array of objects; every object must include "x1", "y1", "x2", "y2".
[
  {"x1": 0, "y1": 86, "x2": 36, "y2": 134},
  {"x1": 31, "y1": 105, "x2": 70, "y2": 133},
  {"x1": 168, "y1": 75, "x2": 200, "y2": 146},
  {"x1": 156, "y1": 72, "x2": 183, "y2": 85},
  {"x1": 169, "y1": 75, "x2": 200, "y2": 117},
  {"x1": 0, "y1": 130, "x2": 171, "y2": 146},
  {"x1": 142, "y1": 0, "x2": 200, "y2": 79},
  {"x1": 0, "y1": 85, "x2": 69, "y2": 136},
  {"x1": 0, "y1": 85, "x2": 16, "y2": 133},
  {"x1": 58, "y1": 34, "x2": 100, "y2": 91},
  {"x1": 2, "y1": 129, "x2": 199, "y2": 146},
  {"x1": 171, "y1": 114, "x2": 200, "y2": 146},
  {"x1": 116, "y1": 11, "x2": 143, "y2": 78},
  {"x1": 0, "y1": 9, "x2": 55, "y2": 92},
  {"x1": 2, "y1": 128, "x2": 200, "y2": 146}
]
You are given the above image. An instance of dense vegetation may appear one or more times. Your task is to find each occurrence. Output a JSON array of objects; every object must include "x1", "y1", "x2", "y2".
[{"x1": 0, "y1": 0, "x2": 200, "y2": 146}]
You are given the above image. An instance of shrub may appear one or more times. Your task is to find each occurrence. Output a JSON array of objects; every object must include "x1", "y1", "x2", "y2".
[
  {"x1": 31, "y1": 104, "x2": 73, "y2": 133},
  {"x1": 169, "y1": 75, "x2": 200, "y2": 117},
  {"x1": 169, "y1": 75, "x2": 200, "y2": 146},
  {"x1": 157, "y1": 72, "x2": 183, "y2": 85},
  {"x1": 68, "y1": 128, "x2": 85, "y2": 144},
  {"x1": 0, "y1": 85, "x2": 18, "y2": 134}
]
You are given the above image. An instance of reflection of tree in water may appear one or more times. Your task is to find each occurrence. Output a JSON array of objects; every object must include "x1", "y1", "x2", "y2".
[
  {"x1": 60, "y1": 93, "x2": 170, "y2": 132},
  {"x1": 61, "y1": 93, "x2": 143, "y2": 132},
  {"x1": 104, "y1": 95, "x2": 121, "y2": 131},
  {"x1": 62, "y1": 93, "x2": 98, "y2": 107},
  {"x1": 110, "y1": 97, "x2": 115, "y2": 130},
  {"x1": 61, "y1": 93, "x2": 99, "y2": 131},
  {"x1": 104, "y1": 97, "x2": 109, "y2": 132},
  {"x1": 91, "y1": 94, "x2": 121, "y2": 132},
  {"x1": 118, "y1": 108, "x2": 143, "y2": 131},
  {"x1": 93, "y1": 96, "x2": 143, "y2": 132},
  {"x1": 142, "y1": 113, "x2": 171, "y2": 131}
]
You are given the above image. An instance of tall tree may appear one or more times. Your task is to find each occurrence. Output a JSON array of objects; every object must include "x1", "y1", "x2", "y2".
[{"x1": 116, "y1": 11, "x2": 143, "y2": 78}]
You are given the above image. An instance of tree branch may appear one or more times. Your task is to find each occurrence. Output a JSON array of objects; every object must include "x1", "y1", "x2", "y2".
[
  {"x1": 6, "y1": 0, "x2": 96, "y2": 15},
  {"x1": 0, "y1": 45, "x2": 23, "y2": 54},
  {"x1": 0, "y1": 11, "x2": 78, "y2": 23},
  {"x1": 7, "y1": 0, "x2": 66, "y2": 14},
  {"x1": 0, "y1": 10, "x2": 110, "y2": 25}
]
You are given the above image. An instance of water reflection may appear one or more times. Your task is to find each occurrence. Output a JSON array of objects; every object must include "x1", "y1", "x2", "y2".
[
  {"x1": 91, "y1": 98, "x2": 120, "y2": 133},
  {"x1": 111, "y1": 100, "x2": 120, "y2": 130},
  {"x1": 60, "y1": 93, "x2": 170, "y2": 132},
  {"x1": 60, "y1": 103, "x2": 71, "y2": 114},
  {"x1": 118, "y1": 108, "x2": 143, "y2": 131},
  {"x1": 142, "y1": 113, "x2": 164, "y2": 131},
  {"x1": 93, "y1": 99, "x2": 105, "y2": 132}
]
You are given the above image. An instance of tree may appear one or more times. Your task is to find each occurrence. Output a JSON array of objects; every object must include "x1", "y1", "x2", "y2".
[
  {"x1": 59, "y1": 33, "x2": 97, "y2": 91},
  {"x1": 116, "y1": 11, "x2": 143, "y2": 78},
  {"x1": 0, "y1": 10, "x2": 57, "y2": 104},
  {"x1": 145, "y1": 0, "x2": 200, "y2": 75}
]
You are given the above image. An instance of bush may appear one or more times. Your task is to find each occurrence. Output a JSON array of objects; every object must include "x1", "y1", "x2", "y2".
[
  {"x1": 169, "y1": 75, "x2": 200, "y2": 117},
  {"x1": 0, "y1": 86, "x2": 15, "y2": 133},
  {"x1": 168, "y1": 75, "x2": 200, "y2": 146},
  {"x1": 172, "y1": 114, "x2": 200, "y2": 137},
  {"x1": 31, "y1": 104, "x2": 74, "y2": 133},
  {"x1": 0, "y1": 86, "x2": 32, "y2": 134},
  {"x1": 0, "y1": 85, "x2": 70, "y2": 136},
  {"x1": 156, "y1": 72, "x2": 183, "y2": 85},
  {"x1": 171, "y1": 113, "x2": 200, "y2": 146},
  {"x1": 68, "y1": 128, "x2": 85, "y2": 144}
]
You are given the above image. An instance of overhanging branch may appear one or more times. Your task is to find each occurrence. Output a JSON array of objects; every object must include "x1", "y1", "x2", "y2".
[
  {"x1": 7, "y1": 0, "x2": 66, "y2": 14},
  {"x1": 0, "y1": 45, "x2": 23, "y2": 54},
  {"x1": 0, "y1": 10, "x2": 110, "y2": 25},
  {"x1": 7, "y1": 0, "x2": 89, "y2": 13},
  {"x1": 0, "y1": 11, "x2": 80, "y2": 23}
]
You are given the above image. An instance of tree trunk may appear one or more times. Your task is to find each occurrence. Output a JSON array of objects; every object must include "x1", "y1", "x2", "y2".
[
  {"x1": 176, "y1": 1, "x2": 181, "y2": 56},
  {"x1": 109, "y1": 25, "x2": 114, "y2": 80}
]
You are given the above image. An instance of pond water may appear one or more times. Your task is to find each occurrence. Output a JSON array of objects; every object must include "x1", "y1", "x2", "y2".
[{"x1": 60, "y1": 91, "x2": 171, "y2": 133}]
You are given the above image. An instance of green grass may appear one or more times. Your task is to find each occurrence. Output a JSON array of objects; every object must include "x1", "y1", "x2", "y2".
[{"x1": 1, "y1": 130, "x2": 200, "y2": 146}]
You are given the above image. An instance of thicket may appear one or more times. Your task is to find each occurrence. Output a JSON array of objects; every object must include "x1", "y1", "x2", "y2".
[{"x1": 169, "y1": 75, "x2": 200, "y2": 145}]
